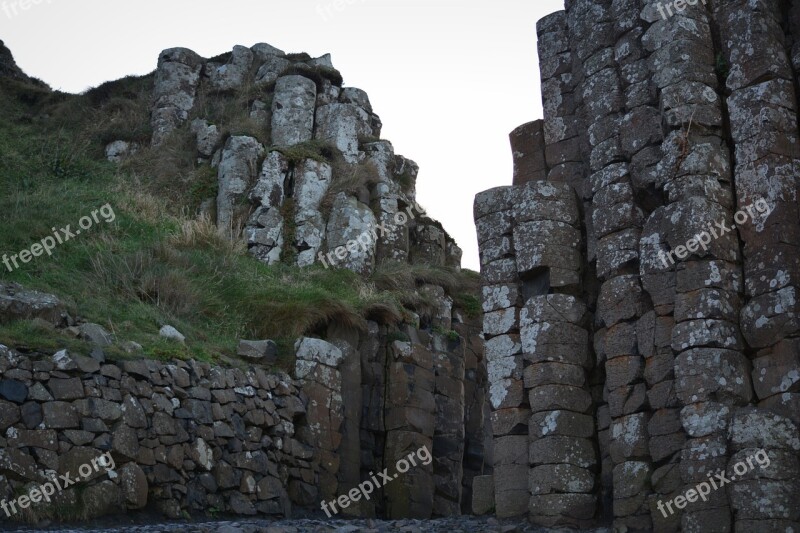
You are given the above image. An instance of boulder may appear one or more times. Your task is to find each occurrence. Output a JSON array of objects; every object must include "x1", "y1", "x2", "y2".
[
  {"x1": 271, "y1": 75, "x2": 317, "y2": 146},
  {"x1": 237, "y1": 340, "x2": 278, "y2": 363},
  {"x1": 79, "y1": 323, "x2": 113, "y2": 346},
  {"x1": 159, "y1": 325, "x2": 186, "y2": 343},
  {"x1": 0, "y1": 282, "x2": 66, "y2": 326}
]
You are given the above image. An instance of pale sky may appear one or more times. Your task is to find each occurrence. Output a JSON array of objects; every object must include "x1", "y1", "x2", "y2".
[{"x1": 1, "y1": 0, "x2": 565, "y2": 270}]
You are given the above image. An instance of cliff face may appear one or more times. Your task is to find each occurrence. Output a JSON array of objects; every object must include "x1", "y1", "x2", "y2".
[{"x1": 475, "y1": 0, "x2": 800, "y2": 530}]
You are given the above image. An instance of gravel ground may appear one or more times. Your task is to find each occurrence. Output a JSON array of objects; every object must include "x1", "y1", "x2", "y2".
[{"x1": 1, "y1": 516, "x2": 612, "y2": 533}]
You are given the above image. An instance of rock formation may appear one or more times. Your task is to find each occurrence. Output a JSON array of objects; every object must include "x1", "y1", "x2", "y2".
[
  {"x1": 0, "y1": 41, "x2": 490, "y2": 523},
  {"x1": 142, "y1": 44, "x2": 461, "y2": 274},
  {"x1": 474, "y1": 0, "x2": 800, "y2": 531}
]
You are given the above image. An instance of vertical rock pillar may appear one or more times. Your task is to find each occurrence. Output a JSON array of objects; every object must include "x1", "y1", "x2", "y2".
[
  {"x1": 474, "y1": 186, "x2": 528, "y2": 518},
  {"x1": 294, "y1": 338, "x2": 345, "y2": 505},
  {"x1": 384, "y1": 340, "x2": 435, "y2": 518}
]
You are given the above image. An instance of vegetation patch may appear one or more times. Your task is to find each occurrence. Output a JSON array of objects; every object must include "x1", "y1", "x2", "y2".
[{"x1": 273, "y1": 139, "x2": 335, "y2": 164}]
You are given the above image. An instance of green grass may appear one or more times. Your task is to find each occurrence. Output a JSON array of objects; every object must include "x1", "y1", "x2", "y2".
[
  {"x1": 0, "y1": 73, "x2": 477, "y2": 371},
  {"x1": 273, "y1": 139, "x2": 335, "y2": 164}
]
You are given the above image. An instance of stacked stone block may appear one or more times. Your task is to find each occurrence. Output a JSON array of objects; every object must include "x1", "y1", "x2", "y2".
[
  {"x1": 474, "y1": 186, "x2": 529, "y2": 519},
  {"x1": 0, "y1": 344, "x2": 301, "y2": 521},
  {"x1": 356, "y1": 321, "x2": 385, "y2": 518},
  {"x1": 475, "y1": 0, "x2": 800, "y2": 529},
  {"x1": 512, "y1": 182, "x2": 590, "y2": 527},
  {"x1": 538, "y1": 11, "x2": 587, "y2": 198},
  {"x1": 293, "y1": 338, "x2": 346, "y2": 504},
  {"x1": 432, "y1": 334, "x2": 466, "y2": 516},
  {"x1": 718, "y1": 0, "x2": 800, "y2": 418},
  {"x1": 457, "y1": 319, "x2": 490, "y2": 515},
  {"x1": 384, "y1": 340, "x2": 435, "y2": 518},
  {"x1": 474, "y1": 153, "x2": 596, "y2": 525},
  {"x1": 523, "y1": 294, "x2": 596, "y2": 527},
  {"x1": 509, "y1": 120, "x2": 548, "y2": 186}
]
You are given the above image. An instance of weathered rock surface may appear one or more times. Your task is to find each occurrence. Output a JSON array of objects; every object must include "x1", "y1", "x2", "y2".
[
  {"x1": 474, "y1": 1, "x2": 800, "y2": 529},
  {"x1": 141, "y1": 44, "x2": 460, "y2": 275},
  {"x1": 150, "y1": 48, "x2": 203, "y2": 146},
  {"x1": 0, "y1": 282, "x2": 68, "y2": 326}
]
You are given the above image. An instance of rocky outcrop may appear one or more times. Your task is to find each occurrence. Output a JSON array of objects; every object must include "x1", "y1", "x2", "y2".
[
  {"x1": 150, "y1": 48, "x2": 203, "y2": 147},
  {"x1": 145, "y1": 44, "x2": 460, "y2": 275},
  {"x1": 474, "y1": 1, "x2": 800, "y2": 530}
]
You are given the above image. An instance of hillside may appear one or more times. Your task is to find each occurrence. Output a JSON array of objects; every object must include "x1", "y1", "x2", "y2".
[{"x1": 0, "y1": 42, "x2": 479, "y2": 368}]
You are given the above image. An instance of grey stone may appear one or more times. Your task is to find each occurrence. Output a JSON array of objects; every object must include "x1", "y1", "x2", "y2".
[
  {"x1": 271, "y1": 75, "x2": 317, "y2": 146},
  {"x1": 79, "y1": 323, "x2": 113, "y2": 346},
  {"x1": 0, "y1": 379, "x2": 27, "y2": 404}
]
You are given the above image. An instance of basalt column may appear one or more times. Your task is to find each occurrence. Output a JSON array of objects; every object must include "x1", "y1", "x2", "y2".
[
  {"x1": 475, "y1": 0, "x2": 800, "y2": 529},
  {"x1": 474, "y1": 186, "x2": 528, "y2": 519},
  {"x1": 716, "y1": 0, "x2": 800, "y2": 530}
]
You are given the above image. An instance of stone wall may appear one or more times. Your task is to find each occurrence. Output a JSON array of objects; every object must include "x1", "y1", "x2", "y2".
[
  {"x1": 0, "y1": 320, "x2": 488, "y2": 523},
  {"x1": 474, "y1": 0, "x2": 800, "y2": 530},
  {"x1": 0, "y1": 343, "x2": 301, "y2": 520}
]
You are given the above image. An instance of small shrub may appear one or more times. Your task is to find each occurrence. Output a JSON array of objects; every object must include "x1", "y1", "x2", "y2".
[
  {"x1": 188, "y1": 164, "x2": 220, "y2": 208},
  {"x1": 208, "y1": 51, "x2": 233, "y2": 64},
  {"x1": 320, "y1": 159, "x2": 379, "y2": 218},
  {"x1": 285, "y1": 52, "x2": 313, "y2": 61},
  {"x1": 282, "y1": 64, "x2": 344, "y2": 90},
  {"x1": 279, "y1": 198, "x2": 297, "y2": 265},
  {"x1": 396, "y1": 169, "x2": 416, "y2": 193},
  {"x1": 454, "y1": 292, "x2": 481, "y2": 319},
  {"x1": 358, "y1": 134, "x2": 381, "y2": 145},
  {"x1": 273, "y1": 139, "x2": 334, "y2": 164}
]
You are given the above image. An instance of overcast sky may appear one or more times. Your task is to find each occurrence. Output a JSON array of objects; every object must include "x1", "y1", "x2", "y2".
[{"x1": 1, "y1": 0, "x2": 565, "y2": 270}]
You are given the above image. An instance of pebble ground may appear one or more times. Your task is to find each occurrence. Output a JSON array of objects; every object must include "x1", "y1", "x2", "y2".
[{"x1": 2, "y1": 516, "x2": 612, "y2": 533}]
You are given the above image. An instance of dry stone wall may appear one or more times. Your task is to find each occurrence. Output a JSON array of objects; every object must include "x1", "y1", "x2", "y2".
[
  {"x1": 474, "y1": 0, "x2": 800, "y2": 531},
  {"x1": 0, "y1": 320, "x2": 489, "y2": 523},
  {"x1": 0, "y1": 279, "x2": 489, "y2": 523},
  {"x1": 0, "y1": 343, "x2": 302, "y2": 520}
]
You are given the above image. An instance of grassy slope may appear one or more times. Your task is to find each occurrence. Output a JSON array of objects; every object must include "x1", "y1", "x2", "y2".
[{"x1": 0, "y1": 76, "x2": 480, "y2": 369}]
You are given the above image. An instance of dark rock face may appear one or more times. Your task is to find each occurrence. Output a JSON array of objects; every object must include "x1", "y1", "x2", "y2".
[
  {"x1": 293, "y1": 319, "x2": 490, "y2": 520},
  {"x1": 474, "y1": 1, "x2": 800, "y2": 530}
]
